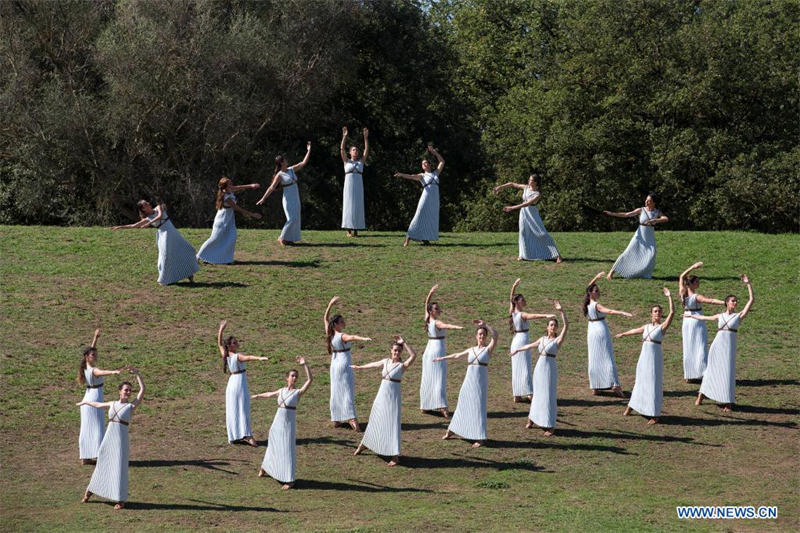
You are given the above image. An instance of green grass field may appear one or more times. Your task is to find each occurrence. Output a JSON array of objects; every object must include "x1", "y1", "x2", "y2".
[{"x1": 1, "y1": 227, "x2": 798, "y2": 532}]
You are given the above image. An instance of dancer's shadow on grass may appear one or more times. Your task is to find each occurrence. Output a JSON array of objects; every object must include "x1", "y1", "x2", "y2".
[
  {"x1": 487, "y1": 410, "x2": 529, "y2": 419},
  {"x1": 559, "y1": 257, "x2": 614, "y2": 264},
  {"x1": 659, "y1": 414, "x2": 797, "y2": 428},
  {"x1": 122, "y1": 499, "x2": 280, "y2": 512},
  {"x1": 173, "y1": 281, "x2": 248, "y2": 288},
  {"x1": 554, "y1": 428, "x2": 719, "y2": 447},
  {"x1": 297, "y1": 479, "x2": 433, "y2": 492},
  {"x1": 558, "y1": 398, "x2": 626, "y2": 407},
  {"x1": 129, "y1": 459, "x2": 240, "y2": 475},
  {"x1": 738, "y1": 379, "x2": 799, "y2": 387},
  {"x1": 294, "y1": 242, "x2": 385, "y2": 248},
  {"x1": 402, "y1": 454, "x2": 552, "y2": 472},
  {"x1": 487, "y1": 439, "x2": 633, "y2": 456},
  {"x1": 232, "y1": 259, "x2": 321, "y2": 268},
  {"x1": 292, "y1": 436, "x2": 356, "y2": 447},
  {"x1": 662, "y1": 389, "x2": 699, "y2": 398},
  {"x1": 403, "y1": 421, "x2": 448, "y2": 430},
  {"x1": 725, "y1": 404, "x2": 799, "y2": 416}
]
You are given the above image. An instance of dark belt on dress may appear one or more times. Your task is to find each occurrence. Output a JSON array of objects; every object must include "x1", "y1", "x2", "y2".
[
  {"x1": 279, "y1": 406, "x2": 297, "y2": 410},
  {"x1": 428, "y1": 336, "x2": 445, "y2": 340},
  {"x1": 110, "y1": 419, "x2": 129, "y2": 426},
  {"x1": 86, "y1": 384, "x2": 103, "y2": 389},
  {"x1": 718, "y1": 328, "x2": 738, "y2": 332},
  {"x1": 383, "y1": 377, "x2": 402, "y2": 383},
  {"x1": 541, "y1": 353, "x2": 556, "y2": 358},
  {"x1": 684, "y1": 308, "x2": 702, "y2": 312},
  {"x1": 514, "y1": 329, "x2": 529, "y2": 333},
  {"x1": 644, "y1": 340, "x2": 662, "y2": 344},
  {"x1": 231, "y1": 369, "x2": 246, "y2": 375},
  {"x1": 470, "y1": 362, "x2": 488, "y2": 367},
  {"x1": 588, "y1": 317, "x2": 605, "y2": 322},
  {"x1": 332, "y1": 349, "x2": 350, "y2": 354}
]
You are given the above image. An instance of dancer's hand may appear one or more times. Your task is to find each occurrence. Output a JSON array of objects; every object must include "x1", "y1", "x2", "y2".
[
  {"x1": 663, "y1": 287, "x2": 671, "y2": 297},
  {"x1": 621, "y1": 312, "x2": 633, "y2": 318},
  {"x1": 296, "y1": 356, "x2": 306, "y2": 366},
  {"x1": 392, "y1": 334, "x2": 405, "y2": 345},
  {"x1": 306, "y1": 141, "x2": 311, "y2": 151},
  {"x1": 362, "y1": 127, "x2": 368, "y2": 138},
  {"x1": 741, "y1": 274, "x2": 750, "y2": 284},
  {"x1": 342, "y1": 126, "x2": 348, "y2": 138},
  {"x1": 553, "y1": 299, "x2": 562, "y2": 311}
]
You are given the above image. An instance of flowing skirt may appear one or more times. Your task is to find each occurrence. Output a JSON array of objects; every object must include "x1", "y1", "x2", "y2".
[
  {"x1": 611, "y1": 226, "x2": 656, "y2": 278},
  {"x1": 587, "y1": 321, "x2": 620, "y2": 389},
  {"x1": 330, "y1": 353, "x2": 357, "y2": 421},
  {"x1": 682, "y1": 315, "x2": 708, "y2": 380},
  {"x1": 530, "y1": 356, "x2": 557, "y2": 428},
  {"x1": 226, "y1": 373, "x2": 252, "y2": 442},
  {"x1": 79, "y1": 388, "x2": 105, "y2": 459},
  {"x1": 519, "y1": 206, "x2": 559, "y2": 260},
  {"x1": 699, "y1": 331, "x2": 737, "y2": 404},
  {"x1": 155, "y1": 221, "x2": 199, "y2": 285},
  {"x1": 197, "y1": 208, "x2": 236, "y2": 264},
  {"x1": 87, "y1": 422, "x2": 129, "y2": 502},
  {"x1": 406, "y1": 187, "x2": 439, "y2": 241},
  {"x1": 448, "y1": 366, "x2": 488, "y2": 441},
  {"x1": 419, "y1": 339, "x2": 448, "y2": 410},
  {"x1": 510, "y1": 331, "x2": 533, "y2": 396},
  {"x1": 627, "y1": 344, "x2": 664, "y2": 417},
  {"x1": 280, "y1": 186, "x2": 302, "y2": 242},
  {"x1": 342, "y1": 173, "x2": 366, "y2": 230},
  {"x1": 262, "y1": 409, "x2": 297, "y2": 483},
  {"x1": 361, "y1": 381, "x2": 402, "y2": 456}
]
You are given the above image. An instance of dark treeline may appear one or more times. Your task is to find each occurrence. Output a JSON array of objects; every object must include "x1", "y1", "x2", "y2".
[{"x1": 1, "y1": 0, "x2": 797, "y2": 232}]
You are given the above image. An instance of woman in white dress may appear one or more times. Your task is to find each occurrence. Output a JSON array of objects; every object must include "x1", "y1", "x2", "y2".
[
  {"x1": 691, "y1": 275, "x2": 754, "y2": 412},
  {"x1": 353, "y1": 336, "x2": 417, "y2": 466},
  {"x1": 112, "y1": 200, "x2": 200, "y2": 284},
  {"x1": 617, "y1": 288, "x2": 675, "y2": 425},
  {"x1": 420, "y1": 284, "x2": 464, "y2": 417},
  {"x1": 340, "y1": 126, "x2": 369, "y2": 237},
  {"x1": 604, "y1": 193, "x2": 669, "y2": 279},
  {"x1": 584, "y1": 272, "x2": 633, "y2": 396},
  {"x1": 218, "y1": 320, "x2": 269, "y2": 446},
  {"x1": 252, "y1": 356, "x2": 312, "y2": 489},
  {"x1": 678, "y1": 262, "x2": 725, "y2": 382},
  {"x1": 79, "y1": 369, "x2": 145, "y2": 510},
  {"x1": 324, "y1": 296, "x2": 372, "y2": 431},
  {"x1": 493, "y1": 174, "x2": 563, "y2": 262},
  {"x1": 257, "y1": 142, "x2": 311, "y2": 245},
  {"x1": 507, "y1": 278, "x2": 556, "y2": 403},
  {"x1": 77, "y1": 328, "x2": 124, "y2": 465},
  {"x1": 511, "y1": 301, "x2": 567, "y2": 436},
  {"x1": 437, "y1": 320, "x2": 498, "y2": 448},
  {"x1": 197, "y1": 177, "x2": 262, "y2": 264},
  {"x1": 394, "y1": 144, "x2": 444, "y2": 247}
]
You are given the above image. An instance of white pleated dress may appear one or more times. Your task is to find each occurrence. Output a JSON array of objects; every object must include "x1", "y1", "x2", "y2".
[
  {"x1": 510, "y1": 312, "x2": 534, "y2": 396},
  {"x1": 360, "y1": 360, "x2": 404, "y2": 457},
  {"x1": 261, "y1": 388, "x2": 300, "y2": 484},
  {"x1": 147, "y1": 209, "x2": 199, "y2": 285},
  {"x1": 420, "y1": 320, "x2": 448, "y2": 410},
  {"x1": 586, "y1": 301, "x2": 621, "y2": 389},
  {"x1": 342, "y1": 160, "x2": 366, "y2": 230},
  {"x1": 699, "y1": 313, "x2": 740, "y2": 404},
  {"x1": 518, "y1": 187, "x2": 560, "y2": 260},
  {"x1": 530, "y1": 337, "x2": 559, "y2": 428},
  {"x1": 278, "y1": 168, "x2": 301, "y2": 242},
  {"x1": 225, "y1": 354, "x2": 252, "y2": 442},
  {"x1": 682, "y1": 294, "x2": 708, "y2": 380},
  {"x1": 79, "y1": 368, "x2": 105, "y2": 460},
  {"x1": 86, "y1": 401, "x2": 132, "y2": 503},
  {"x1": 627, "y1": 324, "x2": 665, "y2": 417},
  {"x1": 330, "y1": 332, "x2": 357, "y2": 422},
  {"x1": 448, "y1": 347, "x2": 490, "y2": 441},
  {"x1": 197, "y1": 192, "x2": 237, "y2": 264},
  {"x1": 406, "y1": 171, "x2": 440, "y2": 242},
  {"x1": 610, "y1": 208, "x2": 660, "y2": 278}
]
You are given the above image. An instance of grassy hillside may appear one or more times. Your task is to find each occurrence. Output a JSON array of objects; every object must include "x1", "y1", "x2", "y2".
[{"x1": 1, "y1": 227, "x2": 798, "y2": 531}]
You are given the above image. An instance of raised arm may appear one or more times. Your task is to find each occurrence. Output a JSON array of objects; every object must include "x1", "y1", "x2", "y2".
[
  {"x1": 256, "y1": 174, "x2": 283, "y2": 205},
  {"x1": 661, "y1": 288, "x2": 675, "y2": 332},
  {"x1": 554, "y1": 301, "x2": 568, "y2": 346},
  {"x1": 615, "y1": 325, "x2": 646, "y2": 338},
  {"x1": 492, "y1": 182, "x2": 526, "y2": 194},
  {"x1": 434, "y1": 348, "x2": 470, "y2": 362},
  {"x1": 509, "y1": 278, "x2": 521, "y2": 315},
  {"x1": 475, "y1": 320, "x2": 499, "y2": 353},
  {"x1": 738, "y1": 275, "x2": 754, "y2": 320},
  {"x1": 340, "y1": 126, "x2": 349, "y2": 164},
  {"x1": 131, "y1": 370, "x2": 145, "y2": 407},
  {"x1": 297, "y1": 356, "x2": 313, "y2": 395},
  {"x1": 323, "y1": 296, "x2": 338, "y2": 336},
  {"x1": 603, "y1": 207, "x2": 641, "y2": 218},
  {"x1": 91, "y1": 328, "x2": 100, "y2": 349},
  {"x1": 428, "y1": 144, "x2": 444, "y2": 172},
  {"x1": 292, "y1": 142, "x2": 312, "y2": 172},
  {"x1": 588, "y1": 271, "x2": 605, "y2": 288},
  {"x1": 362, "y1": 127, "x2": 369, "y2": 163},
  {"x1": 217, "y1": 320, "x2": 228, "y2": 357},
  {"x1": 396, "y1": 336, "x2": 417, "y2": 368},
  {"x1": 393, "y1": 171, "x2": 423, "y2": 181},
  {"x1": 678, "y1": 261, "x2": 703, "y2": 299},
  {"x1": 425, "y1": 284, "x2": 438, "y2": 322}
]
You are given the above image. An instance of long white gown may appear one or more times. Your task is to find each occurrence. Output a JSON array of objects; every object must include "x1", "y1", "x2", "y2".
[
  {"x1": 406, "y1": 171, "x2": 439, "y2": 242},
  {"x1": 448, "y1": 347, "x2": 490, "y2": 441},
  {"x1": 420, "y1": 319, "x2": 448, "y2": 410},
  {"x1": 586, "y1": 300, "x2": 621, "y2": 389},
  {"x1": 261, "y1": 387, "x2": 300, "y2": 483},
  {"x1": 225, "y1": 353, "x2": 252, "y2": 442},
  {"x1": 682, "y1": 294, "x2": 708, "y2": 380},
  {"x1": 610, "y1": 207, "x2": 660, "y2": 278},
  {"x1": 278, "y1": 168, "x2": 301, "y2": 242},
  {"x1": 510, "y1": 312, "x2": 533, "y2": 396},
  {"x1": 86, "y1": 401, "x2": 132, "y2": 502},
  {"x1": 197, "y1": 191, "x2": 237, "y2": 264},
  {"x1": 627, "y1": 324, "x2": 665, "y2": 417},
  {"x1": 518, "y1": 187, "x2": 560, "y2": 260},
  {"x1": 342, "y1": 159, "x2": 366, "y2": 230},
  {"x1": 79, "y1": 367, "x2": 105, "y2": 460},
  {"x1": 699, "y1": 313, "x2": 741, "y2": 404},
  {"x1": 360, "y1": 360, "x2": 404, "y2": 457},
  {"x1": 530, "y1": 337, "x2": 558, "y2": 428},
  {"x1": 147, "y1": 208, "x2": 199, "y2": 285},
  {"x1": 329, "y1": 332, "x2": 357, "y2": 422}
]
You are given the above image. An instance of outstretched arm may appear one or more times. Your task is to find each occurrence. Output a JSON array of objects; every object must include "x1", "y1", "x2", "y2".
[
  {"x1": 428, "y1": 144, "x2": 444, "y2": 172},
  {"x1": 521, "y1": 311, "x2": 556, "y2": 321},
  {"x1": 236, "y1": 353, "x2": 269, "y2": 362},
  {"x1": 509, "y1": 278, "x2": 521, "y2": 315},
  {"x1": 362, "y1": 128, "x2": 369, "y2": 163},
  {"x1": 696, "y1": 295, "x2": 726, "y2": 306},
  {"x1": 435, "y1": 320, "x2": 464, "y2": 330},
  {"x1": 112, "y1": 216, "x2": 152, "y2": 230},
  {"x1": 661, "y1": 288, "x2": 675, "y2": 332},
  {"x1": 394, "y1": 171, "x2": 423, "y2": 181},
  {"x1": 603, "y1": 207, "x2": 641, "y2": 218},
  {"x1": 341, "y1": 333, "x2": 372, "y2": 343},
  {"x1": 297, "y1": 356, "x2": 313, "y2": 395},
  {"x1": 615, "y1": 325, "x2": 646, "y2": 338},
  {"x1": 230, "y1": 202, "x2": 262, "y2": 220},
  {"x1": 739, "y1": 275, "x2": 754, "y2": 320},
  {"x1": 217, "y1": 320, "x2": 228, "y2": 357},
  {"x1": 251, "y1": 390, "x2": 281, "y2": 399},
  {"x1": 492, "y1": 182, "x2": 526, "y2": 194},
  {"x1": 340, "y1": 127, "x2": 348, "y2": 164},
  {"x1": 256, "y1": 174, "x2": 282, "y2": 205},
  {"x1": 434, "y1": 348, "x2": 470, "y2": 362},
  {"x1": 76, "y1": 400, "x2": 114, "y2": 408},
  {"x1": 352, "y1": 359, "x2": 386, "y2": 370},
  {"x1": 687, "y1": 314, "x2": 719, "y2": 322},
  {"x1": 643, "y1": 213, "x2": 669, "y2": 226},
  {"x1": 510, "y1": 339, "x2": 541, "y2": 356},
  {"x1": 230, "y1": 183, "x2": 260, "y2": 193},
  {"x1": 596, "y1": 304, "x2": 633, "y2": 318},
  {"x1": 503, "y1": 196, "x2": 539, "y2": 213},
  {"x1": 554, "y1": 301, "x2": 568, "y2": 346},
  {"x1": 92, "y1": 366, "x2": 124, "y2": 377},
  {"x1": 292, "y1": 142, "x2": 312, "y2": 172},
  {"x1": 425, "y1": 284, "x2": 438, "y2": 322}
]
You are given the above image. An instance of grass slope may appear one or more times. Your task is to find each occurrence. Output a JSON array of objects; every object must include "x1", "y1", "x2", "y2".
[{"x1": 1, "y1": 227, "x2": 798, "y2": 532}]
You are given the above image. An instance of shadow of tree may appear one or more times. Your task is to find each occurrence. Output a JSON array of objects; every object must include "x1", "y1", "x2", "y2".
[
  {"x1": 402, "y1": 454, "x2": 553, "y2": 470},
  {"x1": 232, "y1": 260, "x2": 321, "y2": 267},
  {"x1": 296, "y1": 479, "x2": 433, "y2": 492},
  {"x1": 173, "y1": 281, "x2": 248, "y2": 288},
  {"x1": 122, "y1": 499, "x2": 280, "y2": 512},
  {"x1": 129, "y1": 459, "x2": 240, "y2": 475}
]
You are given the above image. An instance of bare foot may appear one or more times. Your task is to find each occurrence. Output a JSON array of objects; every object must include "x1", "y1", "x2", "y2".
[
  {"x1": 346, "y1": 231, "x2": 353, "y2": 238},
  {"x1": 516, "y1": 257, "x2": 522, "y2": 261},
  {"x1": 258, "y1": 468, "x2": 266, "y2": 477},
  {"x1": 648, "y1": 418, "x2": 658, "y2": 425},
  {"x1": 81, "y1": 459, "x2": 91, "y2": 465},
  {"x1": 684, "y1": 379, "x2": 689, "y2": 383},
  {"x1": 244, "y1": 436, "x2": 257, "y2": 447},
  {"x1": 613, "y1": 387, "x2": 624, "y2": 398},
  {"x1": 606, "y1": 271, "x2": 614, "y2": 280},
  {"x1": 440, "y1": 408, "x2": 449, "y2": 419},
  {"x1": 82, "y1": 490, "x2": 91, "y2": 503},
  {"x1": 695, "y1": 393, "x2": 704, "y2": 406},
  {"x1": 403, "y1": 237, "x2": 410, "y2": 247},
  {"x1": 513, "y1": 396, "x2": 521, "y2": 404},
  {"x1": 623, "y1": 406, "x2": 632, "y2": 416},
  {"x1": 188, "y1": 275, "x2": 194, "y2": 284},
  {"x1": 591, "y1": 389, "x2": 599, "y2": 396},
  {"x1": 114, "y1": 502, "x2": 124, "y2": 510},
  {"x1": 555, "y1": 255, "x2": 563, "y2": 264},
  {"x1": 527, "y1": 395, "x2": 533, "y2": 402},
  {"x1": 525, "y1": 419, "x2": 533, "y2": 429},
  {"x1": 722, "y1": 404, "x2": 732, "y2": 412},
  {"x1": 354, "y1": 444, "x2": 364, "y2": 456},
  {"x1": 471, "y1": 441, "x2": 482, "y2": 448},
  {"x1": 282, "y1": 483, "x2": 293, "y2": 490},
  {"x1": 349, "y1": 419, "x2": 360, "y2": 432},
  {"x1": 442, "y1": 430, "x2": 453, "y2": 440},
  {"x1": 353, "y1": 230, "x2": 359, "y2": 237},
  {"x1": 388, "y1": 456, "x2": 399, "y2": 466},
  {"x1": 543, "y1": 429, "x2": 554, "y2": 436}
]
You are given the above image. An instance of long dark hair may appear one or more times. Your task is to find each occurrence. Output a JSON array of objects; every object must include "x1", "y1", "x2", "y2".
[
  {"x1": 118, "y1": 381, "x2": 133, "y2": 391},
  {"x1": 646, "y1": 191, "x2": 658, "y2": 207},
  {"x1": 215, "y1": 177, "x2": 231, "y2": 210},
  {"x1": 425, "y1": 301, "x2": 438, "y2": 326},
  {"x1": 77, "y1": 346, "x2": 97, "y2": 385},
  {"x1": 683, "y1": 275, "x2": 699, "y2": 305},
  {"x1": 583, "y1": 284, "x2": 598, "y2": 317},
  {"x1": 274, "y1": 155, "x2": 286, "y2": 175},
  {"x1": 509, "y1": 294, "x2": 524, "y2": 332},
  {"x1": 221, "y1": 335, "x2": 236, "y2": 374},
  {"x1": 326, "y1": 315, "x2": 343, "y2": 354}
]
